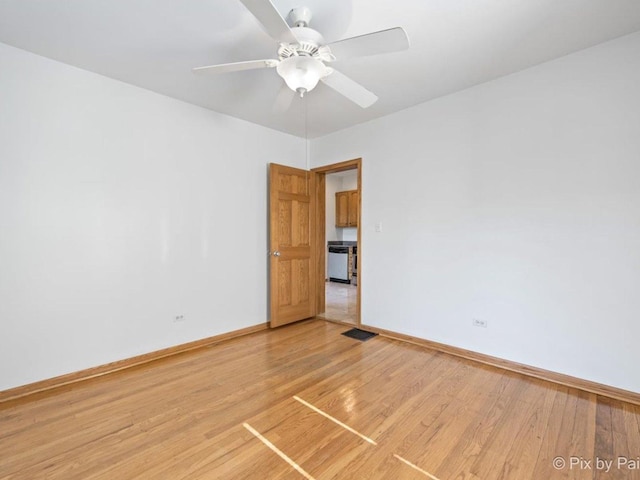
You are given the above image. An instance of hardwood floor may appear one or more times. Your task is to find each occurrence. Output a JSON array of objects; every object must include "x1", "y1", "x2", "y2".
[
  {"x1": 1, "y1": 320, "x2": 639, "y2": 479},
  {"x1": 320, "y1": 281, "x2": 358, "y2": 325}
]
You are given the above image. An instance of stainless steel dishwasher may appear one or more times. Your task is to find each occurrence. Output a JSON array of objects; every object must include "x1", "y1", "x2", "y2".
[{"x1": 328, "y1": 245, "x2": 350, "y2": 283}]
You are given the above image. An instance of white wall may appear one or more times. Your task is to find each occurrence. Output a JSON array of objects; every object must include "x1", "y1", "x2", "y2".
[
  {"x1": 0, "y1": 43, "x2": 305, "y2": 391},
  {"x1": 341, "y1": 171, "x2": 358, "y2": 191},
  {"x1": 311, "y1": 32, "x2": 640, "y2": 393},
  {"x1": 341, "y1": 229, "x2": 358, "y2": 242}
]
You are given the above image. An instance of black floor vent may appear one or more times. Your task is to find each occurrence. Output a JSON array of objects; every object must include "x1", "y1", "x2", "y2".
[{"x1": 342, "y1": 328, "x2": 378, "y2": 342}]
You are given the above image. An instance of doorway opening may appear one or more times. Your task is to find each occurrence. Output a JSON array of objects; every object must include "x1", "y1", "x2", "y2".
[{"x1": 312, "y1": 158, "x2": 361, "y2": 326}]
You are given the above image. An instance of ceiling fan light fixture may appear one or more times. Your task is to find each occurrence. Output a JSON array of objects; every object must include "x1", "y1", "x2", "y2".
[
  {"x1": 276, "y1": 56, "x2": 326, "y2": 95},
  {"x1": 192, "y1": 3, "x2": 409, "y2": 110}
]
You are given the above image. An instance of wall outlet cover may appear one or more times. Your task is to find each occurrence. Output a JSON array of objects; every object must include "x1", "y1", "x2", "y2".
[{"x1": 472, "y1": 318, "x2": 487, "y2": 328}]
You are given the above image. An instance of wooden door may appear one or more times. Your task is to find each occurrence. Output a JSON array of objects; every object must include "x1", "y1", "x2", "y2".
[{"x1": 269, "y1": 163, "x2": 316, "y2": 327}]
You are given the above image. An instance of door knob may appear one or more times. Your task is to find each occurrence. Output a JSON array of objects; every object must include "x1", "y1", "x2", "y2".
[{"x1": 272, "y1": 251, "x2": 281, "y2": 257}]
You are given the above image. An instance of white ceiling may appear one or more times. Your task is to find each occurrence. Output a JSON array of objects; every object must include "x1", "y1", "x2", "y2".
[{"x1": 1, "y1": 0, "x2": 640, "y2": 138}]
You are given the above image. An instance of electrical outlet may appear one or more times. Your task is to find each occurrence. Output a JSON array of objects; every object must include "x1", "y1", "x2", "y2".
[
  {"x1": 174, "y1": 315, "x2": 185, "y2": 323},
  {"x1": 472, "y1": 318, "x2": 487, "y2": 328}
]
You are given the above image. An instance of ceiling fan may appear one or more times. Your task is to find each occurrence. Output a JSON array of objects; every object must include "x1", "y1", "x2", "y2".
[{"x1": 193, "y1": 0, "x2": 410, "y2": 110}]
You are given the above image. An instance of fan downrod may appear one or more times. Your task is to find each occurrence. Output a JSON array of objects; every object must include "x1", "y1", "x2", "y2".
[{"x1": 287, "y1": 7, "x2": 312, "y2": 28}]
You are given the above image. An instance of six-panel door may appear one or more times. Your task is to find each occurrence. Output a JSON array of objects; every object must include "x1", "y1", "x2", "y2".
[{"x1": 269, "y1": 163, "x2": 316, "y2": 327}]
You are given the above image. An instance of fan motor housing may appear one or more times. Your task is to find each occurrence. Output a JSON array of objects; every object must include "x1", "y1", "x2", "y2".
[{"x1": 278, "y1": 26, "x2": 324, "y2": 58}]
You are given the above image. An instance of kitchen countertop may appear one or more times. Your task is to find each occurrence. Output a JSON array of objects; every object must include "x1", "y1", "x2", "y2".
[{"x1": 328, "y1": 241, "x2": 357, "y2": 247}]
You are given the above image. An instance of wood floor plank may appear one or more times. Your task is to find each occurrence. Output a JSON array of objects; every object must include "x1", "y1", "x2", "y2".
[
  {"x1": 409, "y1": 368, "x2": 529, "y2": 479},
  {"x1": 1, "y1": 320, "x2": 640, "y2": 479},
  {"x1": 529, "y1": 387, "x2": 595, "y2": 480},
  {"x1": 594, "y1": 397, "x2": 640, "y2": 480},
  {"x1": 428, "y1": 372, "x2": 518, "y2": 479}
]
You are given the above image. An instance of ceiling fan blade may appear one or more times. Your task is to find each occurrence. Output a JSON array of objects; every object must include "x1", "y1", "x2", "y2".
[
  {"x1": 192, "y1": 59, "x2": 278, "y2": 75},
  {"x1": 239, "y1": 0, "x2": 298, "y2": 44},
  {"x1": 273, "y1": 85, "x2": 296, "y2": 113},
  {"x1": 321, "y1": 69, "x2": 378, "y2": 108},
  {"x1": 327, "y1": 27, "x2": 410, "y2": 60}
]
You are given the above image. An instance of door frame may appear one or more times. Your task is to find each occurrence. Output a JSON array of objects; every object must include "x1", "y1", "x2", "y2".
[{"x1": 311, "y1": 158, "x2": 362, "y2": 326}]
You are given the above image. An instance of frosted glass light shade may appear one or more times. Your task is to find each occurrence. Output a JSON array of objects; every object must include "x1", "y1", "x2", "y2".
[{"x1": 276, "y1": 56, "x2": 326, "y2": 93}]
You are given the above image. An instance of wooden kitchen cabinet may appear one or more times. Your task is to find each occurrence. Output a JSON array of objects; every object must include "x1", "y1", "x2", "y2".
[
  {"x1": 335, "y1": 190, "x2": 358, "y2": 227},
  {"x1": 348, "y1": 190, "x2": 358, "y2": 227}
]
